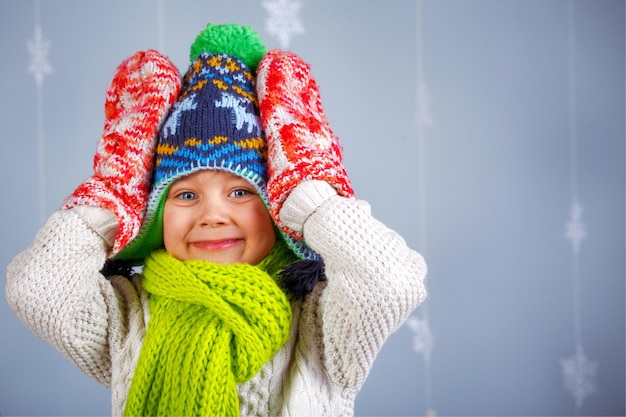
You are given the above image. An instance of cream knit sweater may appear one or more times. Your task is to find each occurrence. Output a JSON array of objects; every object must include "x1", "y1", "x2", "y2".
[{"x1": 6, "y1": 181, "x2": 427, "y2": 416}]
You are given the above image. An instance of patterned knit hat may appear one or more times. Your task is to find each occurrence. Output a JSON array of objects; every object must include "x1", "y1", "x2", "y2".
[{"x1": 117, "y1": 23, "x2": 317, "y2": 262}]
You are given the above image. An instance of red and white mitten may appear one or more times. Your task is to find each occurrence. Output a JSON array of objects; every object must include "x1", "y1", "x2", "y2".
[
  {"x1": 256, "y1": 50, "x2": 354, "y2": 239},
  {"x1": 63, "y1": 50, "x2": 181, "y2": 255}
]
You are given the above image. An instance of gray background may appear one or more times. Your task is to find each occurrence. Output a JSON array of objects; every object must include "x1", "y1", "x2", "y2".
[{"x1": 1, "y1": 0, "x2": 624, "y2": 416}]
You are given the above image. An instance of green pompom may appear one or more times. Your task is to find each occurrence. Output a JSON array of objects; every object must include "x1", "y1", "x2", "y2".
[{"x1": 190, "y1": 23, "x2": 267, "y2": 72}]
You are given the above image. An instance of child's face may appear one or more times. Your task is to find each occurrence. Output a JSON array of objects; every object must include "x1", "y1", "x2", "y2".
[{"x1": 162, "y1": 170, "x2": 276, "y2": 265}]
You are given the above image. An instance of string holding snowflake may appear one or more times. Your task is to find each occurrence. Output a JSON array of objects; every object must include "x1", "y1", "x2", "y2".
[
  {"x1": 262, "y1": 0, "x2": 305, "y2": 49},
  {"x1": 560, "y1": 344, "x2": 598, "y2": 409},
  {"x1": 27, "y1": 25, "x2": 53, "y2": 88}
]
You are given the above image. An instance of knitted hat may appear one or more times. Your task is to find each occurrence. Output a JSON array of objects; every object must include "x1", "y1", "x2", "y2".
[{"x1": 117, "y1": 23, "x2": 318, "y2": 263}]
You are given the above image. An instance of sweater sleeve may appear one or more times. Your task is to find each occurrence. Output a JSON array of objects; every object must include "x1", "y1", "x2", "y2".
[
  {"x1": 5, "y1": 206, "x2": 139, "y2": 388},
  {"x1": 280, "y1": 180, "x2": 427, "y2": 391}
]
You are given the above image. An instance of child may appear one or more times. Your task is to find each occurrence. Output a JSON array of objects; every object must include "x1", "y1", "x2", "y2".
[{"x1": 6, "y1": 23, "x2": 427, "y2": 416}]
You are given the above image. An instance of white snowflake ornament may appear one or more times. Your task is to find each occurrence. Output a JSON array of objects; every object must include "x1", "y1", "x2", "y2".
[
  {"x1": 416, "y1": 82, "x2": 434, "y2": 131},
  {"x1": 263, "y1": 0, "x2": 305, "y2": 49},
  {"x1": 407, "y1": 315, "x2": 433, "y2": 361},
  {"x1": 27, "y1": 25, "x2": 53, "y2": 88},
  {"x1": 560, "y1": 344, "x2": 598, "y2": 409},
  {"x1": 565, "y1": 201, "x2": 586, "y2": 254}
]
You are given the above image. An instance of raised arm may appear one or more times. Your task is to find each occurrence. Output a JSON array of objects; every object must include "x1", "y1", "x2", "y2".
[
  {"x1": 282, "y1": 180, "x2": 426, "y2": 390},
  {"x1": 257, "y1": 50, "x2": 427, "y2": 392},
  {"x1": 7, "y1": 207, "x2": 120, "y2": 386},
  {"x1": 6, "y1": 50, "x2": 180, "y2": 386}
]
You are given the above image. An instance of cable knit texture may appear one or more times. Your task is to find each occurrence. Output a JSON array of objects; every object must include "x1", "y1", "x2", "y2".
[
  {"x1": 7, "y1": 185, "x2": 427, "y2": 416},
  {"x1": 124, "y1": 244, "x2": 294, "y2": 416}
]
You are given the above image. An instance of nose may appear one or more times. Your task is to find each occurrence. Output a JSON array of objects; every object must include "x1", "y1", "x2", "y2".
[{"x1": 199, "y1": 196, "x2": 230, "y2": 227}]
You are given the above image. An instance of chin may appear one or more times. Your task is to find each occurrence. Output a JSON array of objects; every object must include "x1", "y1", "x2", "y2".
[{"x1": 199, "y1": 253, "x2": 246, "y2": 265}]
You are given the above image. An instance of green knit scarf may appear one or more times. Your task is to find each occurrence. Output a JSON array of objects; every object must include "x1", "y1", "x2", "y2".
[{"x1": 123, "y1": 241, "x2": 297, "y2": 417}]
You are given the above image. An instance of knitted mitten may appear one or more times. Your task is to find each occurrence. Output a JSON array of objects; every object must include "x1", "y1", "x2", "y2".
[
  {"x1": 256, "y1": 50, "x2": 354, "y2": 239},
  {"x1": 63, "y1": 50, "x2": 181, "y2": 255}
]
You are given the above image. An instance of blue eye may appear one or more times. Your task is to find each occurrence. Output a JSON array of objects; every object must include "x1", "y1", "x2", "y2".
[
  {"x1": 177, "y1": 191, "x2": 196, "y2": 200},
  {"x1": 231, "y1": 189, "x2": 251, "y2": 198}
]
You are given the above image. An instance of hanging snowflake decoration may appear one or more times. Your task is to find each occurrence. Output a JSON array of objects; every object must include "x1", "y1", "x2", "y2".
[
  {"x1": 262, "y1": 0, "x2": 305, "y2": 49},
  {"x1": 407, "y1": 315, "x2": 433, "y2": 361},
  {"x1": 560, "y1": 344, "x2": 598, "y2": 409},
  {"x1": 416, "y1": 82, "x2": 434, "y2": 131},
  {"x1": 565, "y1": 201, "x2": 586, "y2": 254},
  {"x1": 27, "y1": 25, "x2": 53, "y2": 88}
]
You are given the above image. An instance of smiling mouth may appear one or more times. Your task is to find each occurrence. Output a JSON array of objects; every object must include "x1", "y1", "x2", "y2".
[{"x1": 192, "y1": 239, "x2": 243, "y2": 251}]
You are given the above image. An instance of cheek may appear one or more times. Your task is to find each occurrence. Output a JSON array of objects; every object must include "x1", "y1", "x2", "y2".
[
  {"x1": 162, "y1": 203, "x2": 184, "y2": 251},
  {"x1": 257, "y1": 215, "x2": 277, "y2": 246},
  {"x1": 246, "y1": 206, "x2": 277, "y2": 259},
  {"x1": 252, "y1": 207, "x2": 276, "y2": 237}
]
